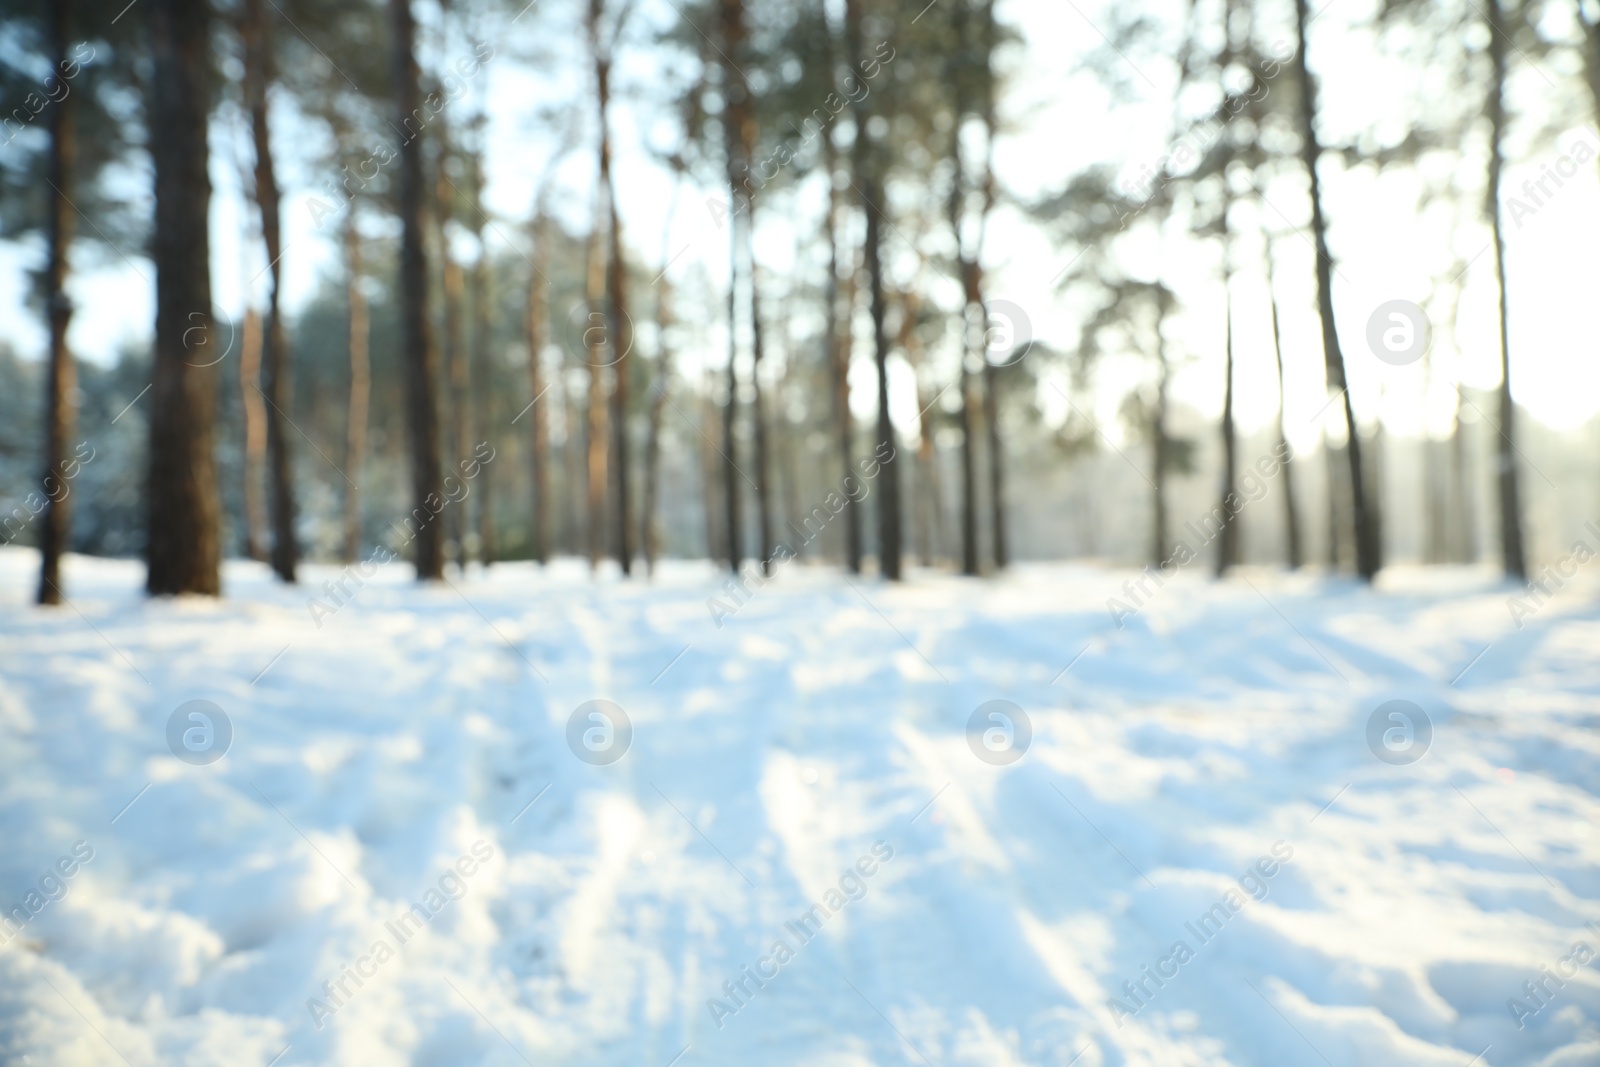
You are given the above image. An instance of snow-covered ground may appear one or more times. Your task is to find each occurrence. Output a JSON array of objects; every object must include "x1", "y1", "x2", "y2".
[{"x1": 1, "y1": 547, "x2": 1596, "y2": 1067}]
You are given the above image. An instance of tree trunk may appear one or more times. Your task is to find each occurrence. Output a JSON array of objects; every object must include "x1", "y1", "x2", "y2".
[
  {"x1": 845, "y1": 0, "x2": 899, "y2": 580},
  {"x1": 644, "y1": 271, "x2": 672, "y2": 573},
  {"x1": 526, "y1": 211, "x2": 551, "y2": 564},
  {"x1": 342, "y1": 212, "x2": 369, "y2": 564},
  {"x1": 147, "y1": 0, "x2": 221, "y2": 596},
  {"x1": 701, "y1": 371, "x2": 726, "y2": 562},
  {"x1": 390, "y1": 0, "x2": 444, "y2": 581},
  {"x1": 824, "y1": 132, "x2": 860, "y2": 572},
  {"x1": 1450, "y1": 385, "x2": 1476, "y2": 562},
  {"x1": 900, "y1": 290, "x2": 937, "y2": 567},
  {"x1": 1215, "y1": 256, "x2": 1239, "y2": 576},
  {"x1": 748, "y1": 255, "x2": 774, "y2": 572},
  {"x1": 1266, "y1": 250, "x2": 1302, "y2": 569},
  {"x1": 1151, "y1": 291, "x2": 1172, "y2": 567},
  {"x1": 468, "y1": 123, "x2": 494, "y2": 566},
  {"x1": 1293, "y1": 0, "x2": 1378, "y2": 581},
  {"x1": 436, "y1": 131, "x2": 470, "y2": 567},
  {"x1": 977, "y1": 0, "x2": 1006, "y2": 571},
  {"x1": 595, "y1": 46, "x2": 633, "y2": 575},
  {"x1": 240, "y1": 306, "x2": 267, "y2": 561},
  {"x1": 1486, "y1": 0, "x2": 1526, "y2": 580},
  {"x1": 948, "y1": 121, "x2": 980, "y2": 577},
  {"x1": 37, "y1": 0, "x2": 76, "y2": 606},
  {"x1": 243, "y1": 0, "x2": 296, "y2": 583},
  {"x1": 584, "y1": 221, "x2": 608, "y2": 570},
  {"x1": 718, "y1": 0, "x2": 751, "y2": 574}
]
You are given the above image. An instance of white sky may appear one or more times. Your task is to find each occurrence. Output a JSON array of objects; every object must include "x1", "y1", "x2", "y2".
[{"x1": 2, "y1": 0, "x2": 1597, "y2": 447}]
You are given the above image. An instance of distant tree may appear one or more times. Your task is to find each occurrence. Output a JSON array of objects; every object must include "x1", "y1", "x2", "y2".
[
  {"x1": 241, "y1": 0, "x2": 297, "y2": 582},
  {"x1": 0, "y1": 0, "x2": 139, "y2": 601},
  {"x1": 1292, "y1": 0, "x2": 1380, "y2": 580},
  {"x1": 1485, "y1": 0, "x2": 1527, "y2": 579}
]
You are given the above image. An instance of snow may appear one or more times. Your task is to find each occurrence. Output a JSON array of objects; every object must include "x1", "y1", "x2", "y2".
[{"x1": 0, "y1": 547, "x2": 1596, "y2": 1067}]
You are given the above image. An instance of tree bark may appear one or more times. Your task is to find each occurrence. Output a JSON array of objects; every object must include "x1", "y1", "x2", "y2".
[
  {"x1": 1151, "y1": 289, "x2": 1172, "y2": 567},
  {"x1": 847, "y1": 0, "x2": 899, "y2": 580},
  {"x1": 824, "y1": 132, "x2": 860, "y2": 572},
  {"x1": 240, "y1": 306, "x2": 267, "y2": 561},
  {"x1": 594, "y1": 39, "x2": 633, "y2": 574},
  {"x1": 342, "y1": 210, "x2": 369, "y2": 564},
  {"x1": 748, "y1": 255, "x2": 774, "y2": 572},
  {"x1": 584, "y1": 220, "x2": 608, "y2": 570},
  {"x1": 644, "y1": 269, "x2": 672, "y2": 572},
  {"x1": 718, "y1": 0, "x2": 750, "y2": 574},
  {"x1": 390, "y1": 0, "x2": 444, "y2": 581},
  {"x1": 436, "y1": 129, "x2": 470, "y2": 567},
  {"x1": 1215, "y1": 242, "x2": 1239, "y2": 576},
  {"x1": 243, "y1": 0, "x2": 297, "y2": 583},
  {"x1": 147, "y1": 0, "x2": 221, "y2": 596},
  {"x1": 468, "y1": 122, "x2": 494, "y2": 566},
  {"x1": 37, "y1": 0, "x2": 76, "y2": 606},
  {"x1": 948, "y1": 115, "x2": 980, "y2": 577},
  {"x1": 978, "y1": 0, "x2": 1005, "y2": 571},
  {"x1": 1293, "y1": 0, "x2": 1379, "y2": 580},
  {"x1": 1266, "y1": 250, "x2": 1302, "y2": 569},
  {"x1": 1487, "y1": 0, "x2": 1526, "y2": 580},
  {"x1": 526, "y1": 211, "x2": 551, "y2": 564}
]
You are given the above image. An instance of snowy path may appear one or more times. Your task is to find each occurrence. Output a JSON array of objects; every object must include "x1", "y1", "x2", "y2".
[{"x1": 0, "y1": 549, "x2": 1596, "y2": 1066}]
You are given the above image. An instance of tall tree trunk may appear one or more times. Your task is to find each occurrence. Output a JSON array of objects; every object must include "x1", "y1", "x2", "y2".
[
  {"x1": 342, "y1": 213, "x2": 369, "y2": 564},
  {"x1": 1151, "y1": 290, "x2": 1172, "y2": 567},
  {"x1": 595, "y1": 47, "x2": 633, "y2": 575},
  {"x1": 900, "y1": 290, "x2": 937, "y2": 567},
  {"x1": 1450, "y1": 385, "x2": 1476, "y2": 562},
  {"x1": 37, "y1": 0, "x2": 76, "y2": 605},
  {"x1": 240, "y1": 306, "x2": 267, "y2": 561},
  {"x1": 701, "y1": 371, "x2": 727, "y2": 562},
  {"x1": 644, "y1": 270, "x2": 672, "y2": 572},
  {"x1": 243, "y1": 0, "x2": 297, "y2": 583},
  {"x1": 1293, "y1": 0, "x2": 1379, "y2": 581},
  {"x1": 863, "y1": 188, "x2": 899, "y2": 579},
  {"x1": 748, "y1": 255, "x2": 774, "y2": 572},
  {"x1": 390, "y1": 0, "x2": 444, "y2": 581},
  {"x1": 526, "y1": 211, "x2": 551, "y2": 564},
  {"x1": 718, "y1": 0, "x2": 751, "y2": 574},
  {"x1": 977, "y1": 0, "x2": 1006, "y2": 571},
  {"x1": 981, "y1": 346, "x2": 1005, "y2": 569},
  {"x1": 1486, "y1": 0, "x2": 1526, "y2": 580},
  {"x1": 1266, "y1": 249, "x2": 1302, "y2": 569},
  {"x1": 147, "y1": 0, "x2": 221, "y2": 596},
  {"x1": 1215, "y1": 236, "x2": 1239, "y2": 576},
  {"x1": 436, "y1": 132, "x2": 470, "y2": 567},
  {"x1": 846, "y1": 0, "x2": 900, "y2": 581},
  {"x1": 584, "y1": 221, "x2": 608, "y2": 570},
  {"x1": 957, "y1": 358, "x2": 979, "y2": 575},
  {"x1": 468, "y1": 121, "x2": 494, "y2": 566},
  {"x1": 948, "y1": 115, "x2": 980, "y2": 577},
  {"x1": 824, "y1": 132, "x2": 860, "y2": 572}
]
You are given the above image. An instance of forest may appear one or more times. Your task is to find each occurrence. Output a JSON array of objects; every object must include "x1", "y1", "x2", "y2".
[
  {"x1": 1, "y1": 0, "x2": 1597, "y2": 1065},
  {"x1": 1, "y1": 0, "x2": 1593, "y2": 595}
]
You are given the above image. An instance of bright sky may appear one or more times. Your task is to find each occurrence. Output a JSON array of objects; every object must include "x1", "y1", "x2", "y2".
[{"x1": 3, "y1": 0, "x2": 1596, "y2": 448}]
